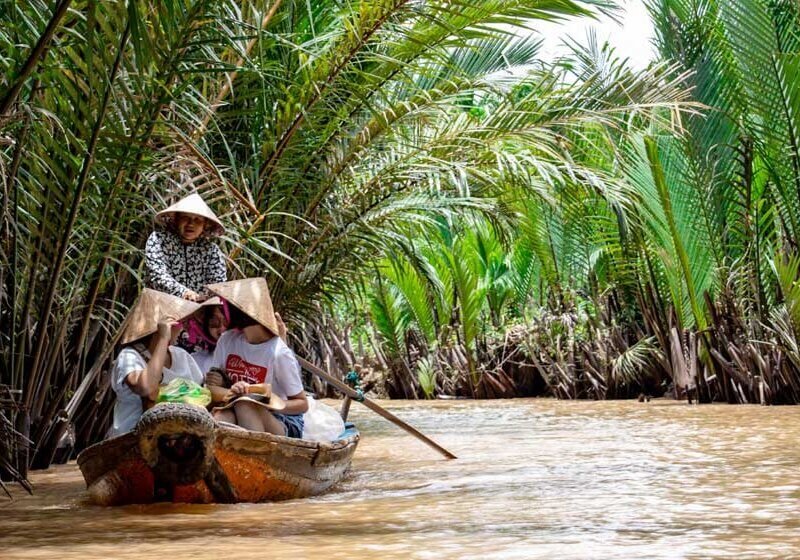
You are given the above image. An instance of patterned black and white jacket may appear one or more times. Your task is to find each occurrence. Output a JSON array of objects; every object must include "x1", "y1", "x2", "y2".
[{"x1": 145, "y1": 230, "x2": 227, "y2": 297}]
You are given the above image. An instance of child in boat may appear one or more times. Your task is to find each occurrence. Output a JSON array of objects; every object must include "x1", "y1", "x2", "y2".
[
  {"x1": 185, "y1": 296, "x2": 229, "y2": 373},
  {"x1": 108, "y1": 289, "x2": 205, "y2": 437},
  {"x1": 145, "y1": 193, "x2": 227, "y2": 302},
  {"x1": 204, "y1": 278, "x2": 308, "y2": 438}
]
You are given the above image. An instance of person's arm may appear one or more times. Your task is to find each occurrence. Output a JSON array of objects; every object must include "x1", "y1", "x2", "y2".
[
  {"x1": 124, "y1": 322, "x2": 172, "y2": 400},
  {"x1": 205, "y1": 243, "x2": 227, "y2": 286},
  {"x1": 203, "y1": 334, "x2": 230, "y2": 404},
  {"x1": 275, "y1": 346, "x2": 309, "y2": 415},
  {"x1": 145, "y1": 231, "x2": 190, "y2": 298},
  {"x1": 208, "y1": 384, "x2": 230, "y2": 404},
  {"x1": 206, "y1": 369, "x2": 231, "y2": 404},
  {"x1": 282, "y1": 390, "x2": 309, "y2": 415},
  {"x1": 275, "y1": 312, "x2": 288, "y2": 343},
  {"x1": 225, "y1": 380, "x2": 307, "y2": 413}
]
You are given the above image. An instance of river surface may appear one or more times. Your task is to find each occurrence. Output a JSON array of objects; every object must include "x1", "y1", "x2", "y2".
[{"x1": 3, "y1": 399, "x2": 800, "y2": 559}]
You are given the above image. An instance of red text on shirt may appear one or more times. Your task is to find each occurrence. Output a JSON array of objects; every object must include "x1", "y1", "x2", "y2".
[{"x1": 225, "y1": 355, "x2": 268, "y2": 384}]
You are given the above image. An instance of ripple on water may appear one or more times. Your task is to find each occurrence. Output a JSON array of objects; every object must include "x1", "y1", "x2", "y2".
[{"x1": 3, "y1": 399, "x2": 800, "y2": 559}]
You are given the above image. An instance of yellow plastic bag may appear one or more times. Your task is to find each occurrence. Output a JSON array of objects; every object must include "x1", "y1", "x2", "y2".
[{"x1": 156, "y1": 378, "x2": 212, "y2": 408}]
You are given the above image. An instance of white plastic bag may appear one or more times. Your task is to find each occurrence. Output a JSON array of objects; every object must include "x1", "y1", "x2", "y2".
[{"x1": 302, "y1": 395, "x2": 346, "y2": 442}]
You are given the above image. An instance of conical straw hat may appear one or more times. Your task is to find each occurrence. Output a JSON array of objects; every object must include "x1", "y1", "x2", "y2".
[
  {"x1": 201, "y1": 296, "x2": 223, "y2": 307},
  {"x1": 121, "y1": 289, "x2": 202, "y2": 345},
  {"x1": 206, "y1": 278, "x2": 279, "y2": 336},
  {"x1": 200, "y1": 295, "x2": 230, "y2": 324},
  {"x1": 212, "y1": 392, "x2": 286, "y2": 413},
  {"x1": 154, "y1": 193, "x2": 225, "y2": 237}
]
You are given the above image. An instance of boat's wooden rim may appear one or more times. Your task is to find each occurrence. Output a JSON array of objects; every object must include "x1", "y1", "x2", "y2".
[
  {"x1": 76, "y1": 425, "x2": 359, "y2": 467},
  {"x1": 216, "y1": 425, "x2": 359, "y2": 451},
  {"x1": 77, "y1": 432, "x2": 138, "y2": 467}
]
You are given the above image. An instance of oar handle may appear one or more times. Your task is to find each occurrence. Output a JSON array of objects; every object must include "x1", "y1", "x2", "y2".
[{"x1": 298, "y1": 358, "x2": 457, "y2": 460}]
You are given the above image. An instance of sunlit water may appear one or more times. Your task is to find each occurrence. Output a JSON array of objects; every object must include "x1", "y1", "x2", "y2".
[{"x1": 3, "y1": 399, "x2": 800, "y2": 559}]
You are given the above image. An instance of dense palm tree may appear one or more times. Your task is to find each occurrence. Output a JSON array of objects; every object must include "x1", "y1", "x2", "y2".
[
  {"x1": 5, "y1": 0, "x2": 682, "y2": 473},
  {"x1": 355, "y1": 39, "x2": 693, "y2": 399},
  {"x1": 355, "y1": 0, "x2": 800, "y2": 405}
]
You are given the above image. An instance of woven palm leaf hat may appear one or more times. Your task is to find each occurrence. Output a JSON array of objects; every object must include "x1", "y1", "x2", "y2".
[
  {"x1": 213, "y1": 389, "x2": 286, "y2": 413},
  {"x1": 154, "y1": 193, "x2": 225, "y2": 237},
  {"x1": 121, "y1": 289, "x2": 201, "y2": 345},
  {"x1": 206, "y1": 278, "x2": 279, "y2": 337}
]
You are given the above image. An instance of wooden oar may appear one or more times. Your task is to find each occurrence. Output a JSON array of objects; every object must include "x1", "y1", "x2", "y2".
[{"x1": 297, "y1": 357, "x2": 457, "y2": 460}]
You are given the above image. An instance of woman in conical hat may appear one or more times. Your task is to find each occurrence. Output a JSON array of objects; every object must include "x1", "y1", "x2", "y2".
[
  {"x1": 204, "y1": 278, "x2": 308, "y2": 438},
  {"x1": 145, "y1": 192, "x2": 227, "y2": 302},
  {"x1": 108, "y1": 289, "x2": 206, "y2": 438}
]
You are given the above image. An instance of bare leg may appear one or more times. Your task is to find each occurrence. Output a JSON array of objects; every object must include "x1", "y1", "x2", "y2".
[
  {"x1": 233, "y1": 401, "x2": 286, "y2": 435},
  {"x1": 213, "y1": 409, "x2": 236, "y2": 423}
]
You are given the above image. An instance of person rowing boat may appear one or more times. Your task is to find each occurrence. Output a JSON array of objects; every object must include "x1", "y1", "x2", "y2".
[{"x1": 145, "y1": 193, "x2": 227, "y2": 303}]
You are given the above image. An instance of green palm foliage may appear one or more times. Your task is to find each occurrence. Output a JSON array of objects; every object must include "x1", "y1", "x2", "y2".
[
  {"x1": 368, "y1": 274, "x2": 410, "y2": 363},
  {"x1": 621, "y1": 134, "x2": 715, "y2": 329},
  {"x1": 4, "y1": 0, "x2": 647, "y2": 471},
  {"x1": 209, "y1": 0, "x2": 624, "y2": 312},
  {"x1": 12, "y1": 0, "x2": 800, "y2": 477},
  {"x1": 773, "y1": 254, "x2": 800, "y2": 333},
  {"x1": 378, "y1": 258, "x2": 438, "y2": 349},
  {"x1": 646, "y1": 0, "x2": 797, "y2": 304},
  {"x1": 358, "y1": 0, "x2": 800, "y2": 403},
  {"x1": 1, "y1": 1, "x2": 247, "y2": 468}
]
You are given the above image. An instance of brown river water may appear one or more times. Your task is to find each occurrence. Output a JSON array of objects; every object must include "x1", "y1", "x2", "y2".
[{"x1": 3, "y1": 399, "x2": 800, "y2": 559}]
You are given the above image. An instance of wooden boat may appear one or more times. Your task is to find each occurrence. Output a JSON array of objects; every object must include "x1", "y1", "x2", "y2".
[{"x1": 77, "y1": 403, "x2": 359, "y2": 505}]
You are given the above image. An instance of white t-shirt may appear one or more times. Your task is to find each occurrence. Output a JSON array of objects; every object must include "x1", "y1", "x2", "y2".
[
  {"x1": 210, "y1": 330, "x2": 304, "y2": 400},
  {"x1": 108, "y1": 346, "x2": 204, "y2": 437},
  {"x1": 191, "y1": 348, "x2": 214, "y2": 375}
]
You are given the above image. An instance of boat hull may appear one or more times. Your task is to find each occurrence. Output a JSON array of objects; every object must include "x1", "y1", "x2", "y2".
[{"x1": 77, "y1": 403, "x2": 359, "y2": 505}]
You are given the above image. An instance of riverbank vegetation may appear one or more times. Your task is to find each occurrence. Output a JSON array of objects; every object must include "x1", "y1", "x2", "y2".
[
  {"x1": 316, "y1": 0, "x2": 800, "y2": 406},
  {"x1": 2, "y1": 0, "x2": 800, "y2": 480}
]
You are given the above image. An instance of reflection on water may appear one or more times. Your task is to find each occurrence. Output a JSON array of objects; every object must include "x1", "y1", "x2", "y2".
[{"x1": 3, "y1": 400, "x2": 800, "y2": 559}]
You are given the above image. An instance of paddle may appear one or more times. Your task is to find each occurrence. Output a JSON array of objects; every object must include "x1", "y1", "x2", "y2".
[{"x1": 297, "y1": 357, "x2": 457, "y2": 460}]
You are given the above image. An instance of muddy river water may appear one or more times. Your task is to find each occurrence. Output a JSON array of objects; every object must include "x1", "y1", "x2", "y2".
[{"x1": 3, "y1": 399, "x2": 800, "y2": 559}]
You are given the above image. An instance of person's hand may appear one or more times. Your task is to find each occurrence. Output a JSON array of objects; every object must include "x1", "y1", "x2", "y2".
[
  {"x1": 195, "y1": 290, "x2": 211, "y2": 303},
  {"x1": 275, "y1": 312, "x2": 288, "y2": 342},
  {"x1": 205, "y1": 369, "x2": 225, "y2": 387},
  {"x1": 226, "y1": 381, "x2": 249, "y2": 400},
  {"x1": 156, "y1": 321, "x2": 172, "y2": 340},
  {"x1": 183, "y1": 290, "x2": 201, "y2": 302}
]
